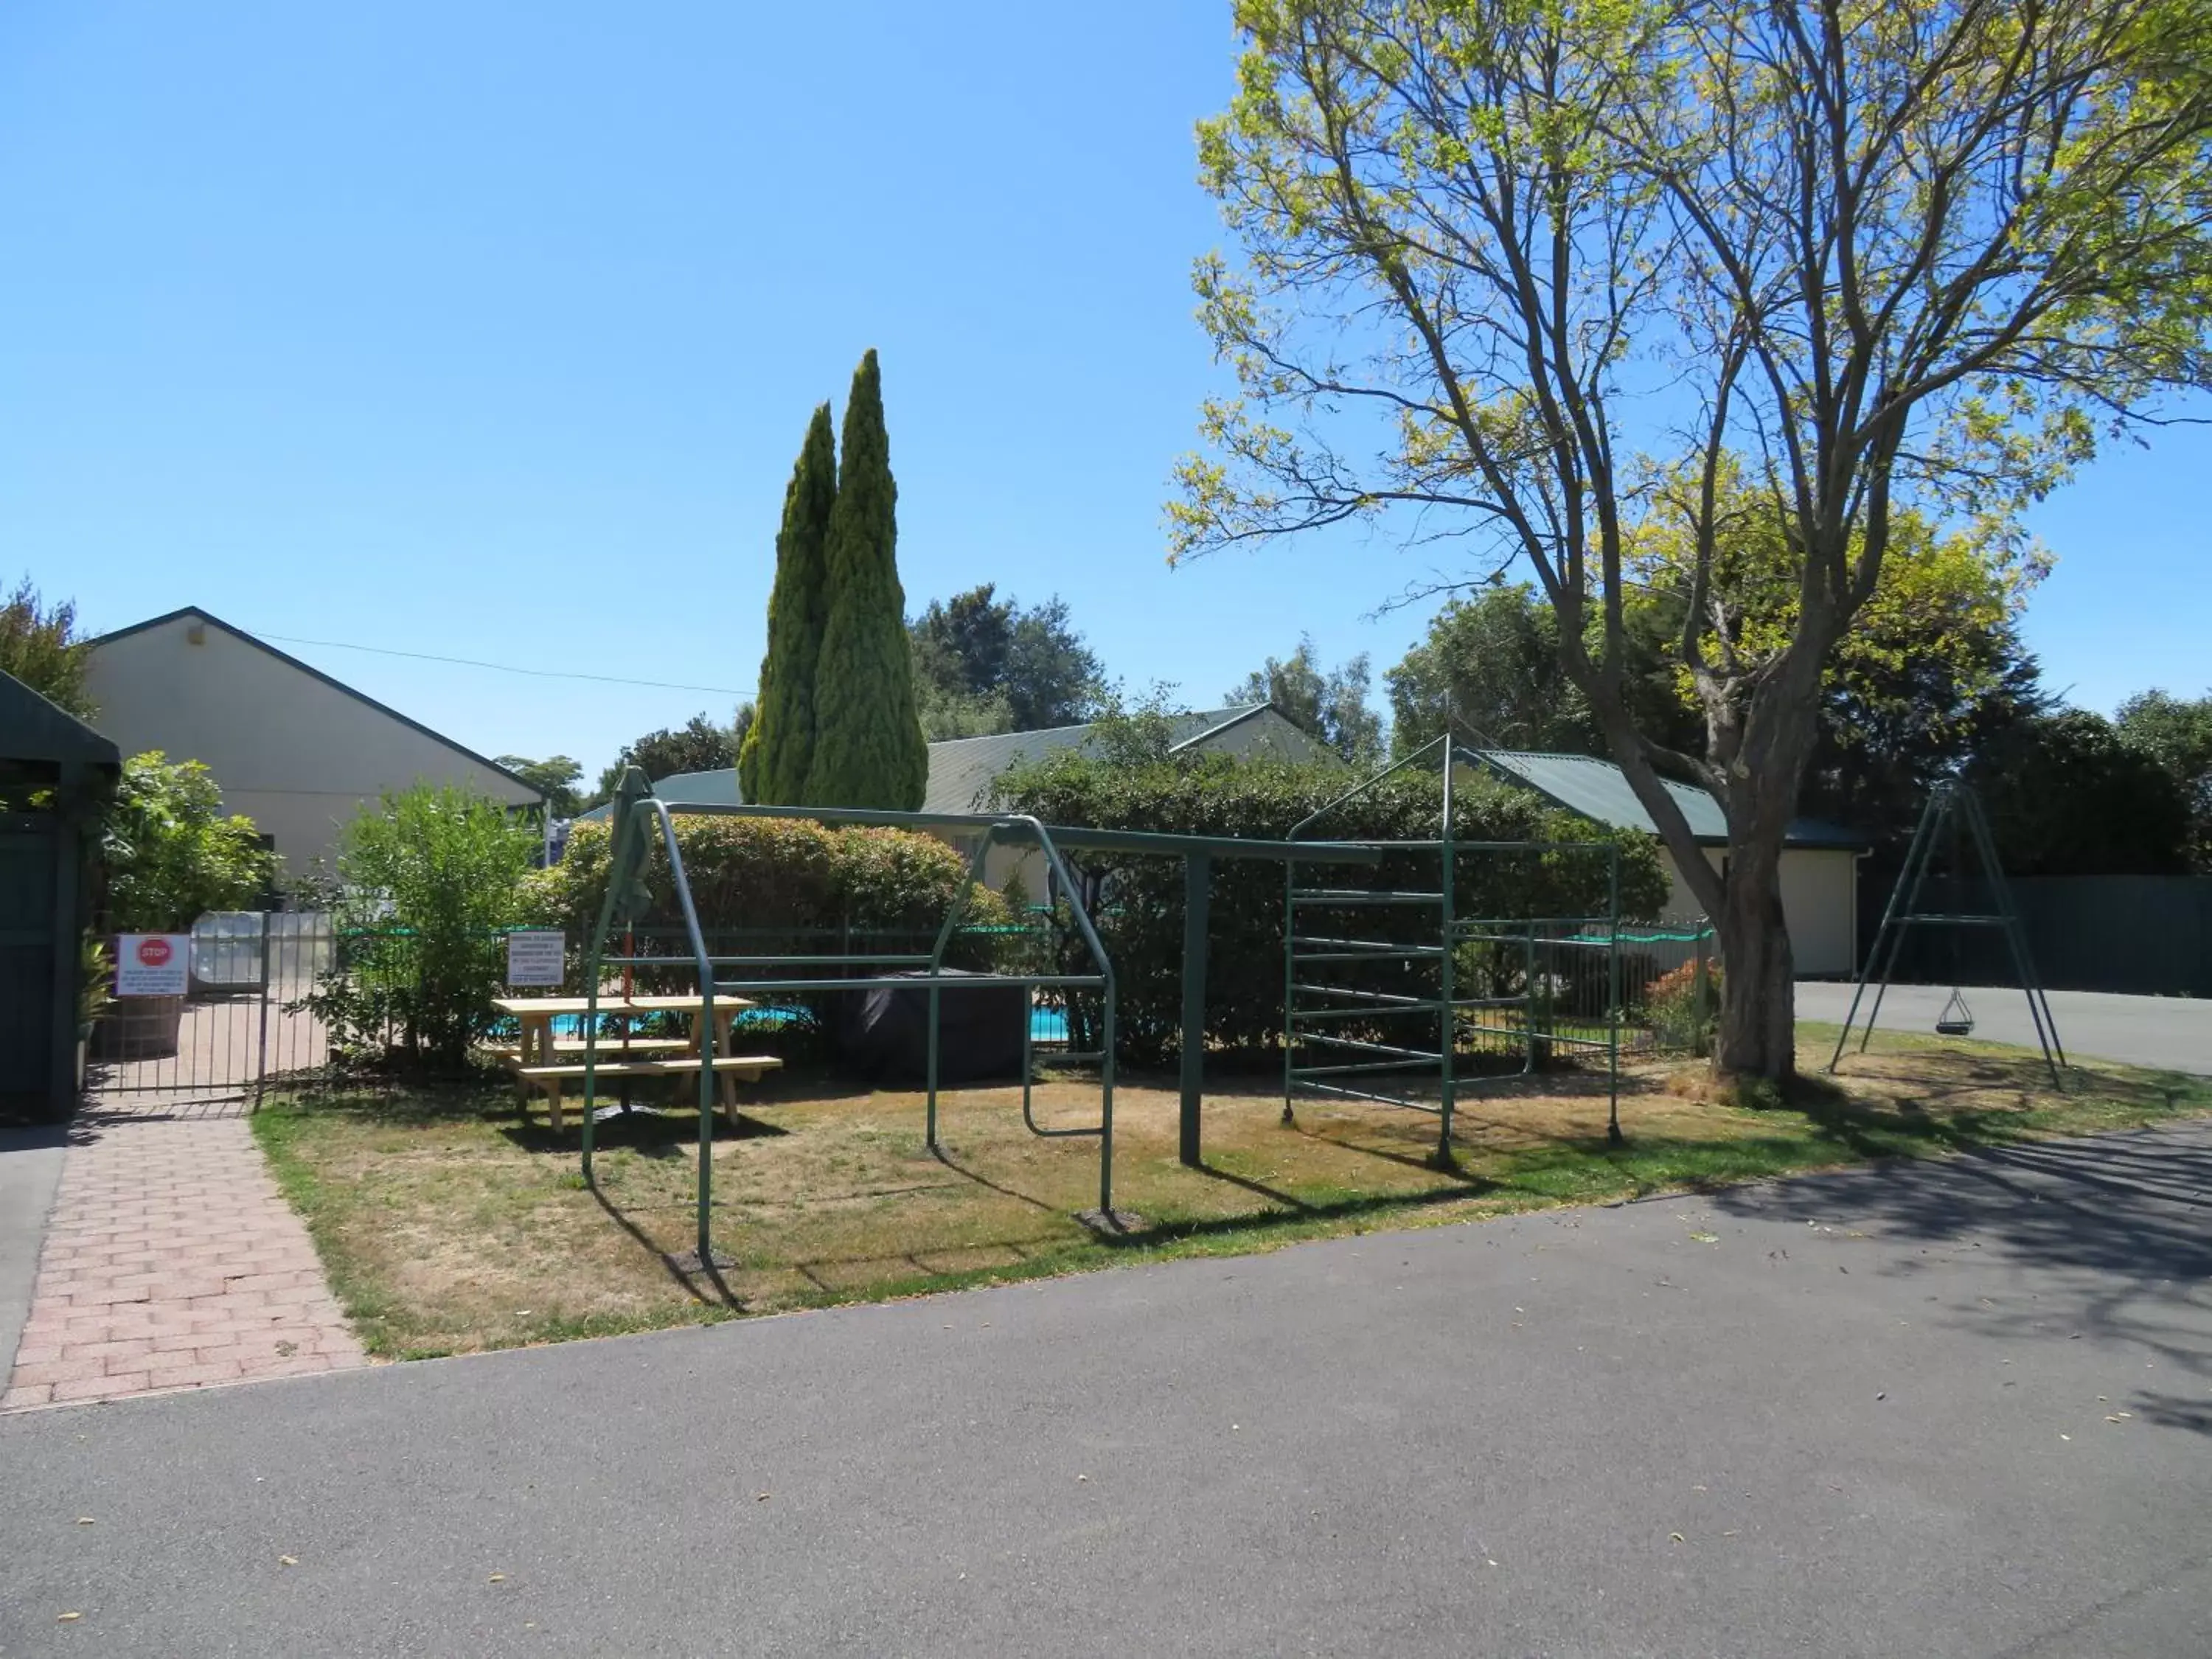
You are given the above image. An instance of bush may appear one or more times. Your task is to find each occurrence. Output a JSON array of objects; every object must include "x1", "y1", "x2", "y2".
[
  {"x1": 99, "y1": 751, "x2": 272, "y2": 932},
  {"x1": 78, "y1": 935, "x2": 114, "y2": 1030},
  {"x1": 528, "y1": 816, "x2": 1012, "y2": 952},
  {"x1": 992, "y1": 751, "x2": 1667, "y2": 1068},
  {"x1": 524, "y1": 815, "x2": 1018, "y2": 1057},
  {"x1": 300, "y1": 785, "x2": 540, "y2": 1072},
  {"x1": 1644, "y1": 958, "x2": 1721, "y2": 1055}
]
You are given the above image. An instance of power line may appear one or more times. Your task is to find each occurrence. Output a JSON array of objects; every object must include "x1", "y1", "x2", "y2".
[{"x1": 254, "y1": 630, "x2": 750, "y2": 697}]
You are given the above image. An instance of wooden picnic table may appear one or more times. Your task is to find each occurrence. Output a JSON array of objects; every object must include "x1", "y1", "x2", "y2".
[{"x1": 490, "y1": 993, "x2": 778, "y2": 1131}]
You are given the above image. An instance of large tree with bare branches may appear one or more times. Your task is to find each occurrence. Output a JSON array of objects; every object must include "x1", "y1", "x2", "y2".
[{"x1": 1172, "y1": 0, "x2": 2212, "y2": 1080}]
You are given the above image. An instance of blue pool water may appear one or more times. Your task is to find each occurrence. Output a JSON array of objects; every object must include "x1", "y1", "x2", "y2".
[{"x1": 545, "y1": 1005, "x2": 1072, "y2": 1041}]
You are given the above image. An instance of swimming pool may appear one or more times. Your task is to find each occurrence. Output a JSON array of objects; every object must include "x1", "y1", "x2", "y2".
[{"x1": 544, "y1": 1005, "x2": 1073, "y2": 1042}]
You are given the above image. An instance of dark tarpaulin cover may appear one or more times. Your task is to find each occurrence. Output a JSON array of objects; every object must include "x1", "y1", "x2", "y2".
[{"x1": 837, "y1": 970, "x2": 1028, "y2": 1084}]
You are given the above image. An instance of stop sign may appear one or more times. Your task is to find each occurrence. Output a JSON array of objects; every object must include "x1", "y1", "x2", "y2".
[{"x1": 136, "y1": 936, "x2": 174, "y2": 968}]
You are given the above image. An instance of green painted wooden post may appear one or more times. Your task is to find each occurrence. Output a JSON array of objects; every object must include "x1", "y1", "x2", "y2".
[{"x1": 1180, "y1": 851, "x2": 1210, "y2": 1166}]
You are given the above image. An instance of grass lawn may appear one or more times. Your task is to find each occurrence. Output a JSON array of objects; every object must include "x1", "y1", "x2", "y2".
[{"x1": 252, "y1": 1023, "x2": 2212, "y2": 1360}]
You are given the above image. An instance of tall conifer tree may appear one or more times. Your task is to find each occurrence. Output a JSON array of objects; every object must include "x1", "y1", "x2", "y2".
[
  {"x1": 804, "y1": 350, "x2": 928, "y2": 808},
  {"x1": 739, "y1": 403, "x2": 836, "y2": 804}
]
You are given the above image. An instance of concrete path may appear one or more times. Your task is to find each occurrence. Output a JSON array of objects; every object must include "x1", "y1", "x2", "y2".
[
  {"x1": 3, "y1": 1121, "x2": 2208, "y2": 1656},
  {"x1": 1799, "y1": 980, "x2": 2212, "y2": 1076},
  {"x1": 1, "y1": 1106, "x2": 364, "y2": 1411}
]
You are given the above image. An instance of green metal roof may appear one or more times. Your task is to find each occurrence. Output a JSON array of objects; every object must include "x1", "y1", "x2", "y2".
[
  {"x1": 920, "y1": 704, "x2": 1322, "y2": 814},
  {"x1": 1466, "y1": 748, "x2": 1865, "y2": 849},
  {"x1": 576, "y1": 706, "x2": 1330, "y2": 824},
  {"x1": 574, "y1": 767, "x2": 739, "y2": 821},
  {"x1": 0, "y1": 669, "x2": 122, "y2": 768}
]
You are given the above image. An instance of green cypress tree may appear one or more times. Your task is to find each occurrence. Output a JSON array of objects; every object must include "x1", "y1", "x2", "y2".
[
  {"x1": 803, "y1": 349, "x2": 928, "y2": 808},
  {"x1": 738, "y1": 403, "x2": 837, "y2": 804}
]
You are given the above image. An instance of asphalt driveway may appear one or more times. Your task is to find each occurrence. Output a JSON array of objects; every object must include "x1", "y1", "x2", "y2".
[
  {"x1": 0, "y1": 1123, "x2": 69, "y2": 1374},
  {"x1": 3, "y1": 1120, "x2": 2209, "y2": 1657},
  {"x1": 1798, "y1": 981, "x2": 2212, "y2": 1077}
]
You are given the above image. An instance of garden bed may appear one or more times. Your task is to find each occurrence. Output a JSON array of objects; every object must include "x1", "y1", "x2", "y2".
[{"x1": 251, "y1": 1026, "x2": 2212, "y2": 1360}]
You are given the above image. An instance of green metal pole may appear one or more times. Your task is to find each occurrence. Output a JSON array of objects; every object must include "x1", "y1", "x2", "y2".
[
  {"x1": 1180, "y1": 852, "x2": 1210, "y2": 1166},
  {"x1": 1008, "y1": 818, "x2": 1116, "y2": 1217},
  {"x1": 1607, "y1": 843, "x2": 1622, "y2": 1146},
  {"x1": 922, "y1": 832, "x2": 995, "y2": 1155},
  {"x1": 1435, "y1": 745, "x2": 1457, "y2": 1165},
  {"x1": 926, "y1": 981, "x2": 941, "y2": 1149},
  {"x1": 1856, "y1": 786, "x2": 1946, "y2": 1056},
  {"x1": 1281, "y1": 853, "x2": 1297, "y2": 1126},
  {"x1": 1100, "y1": 978, "x2": 1116, "y2": 1218},
  {"x1": 1523, "y1": 917, "x2": 1537, "y2": 1076},
  {"x1": 579, "y1": 839, "x2": 625, "y2": 1184},
  {"x1": 633, "y1": 801, "x2": 722, "y2": 1269},
  {"x1": 1960, "y1": 785, "x2": 2067, "y2": 1086},
  {"x1": 1020, "y1": 975, "x2": 1035, "y2": 1127}
]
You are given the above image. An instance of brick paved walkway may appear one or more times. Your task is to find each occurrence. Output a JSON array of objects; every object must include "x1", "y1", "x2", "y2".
[{"x1": 2, "y1": 1113, "x2": 365, "y2": 1411}]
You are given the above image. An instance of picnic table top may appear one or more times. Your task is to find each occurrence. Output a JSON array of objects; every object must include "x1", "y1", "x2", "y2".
[{"x1": 491, "y1": 994, "x2": 758, "y2": 1018}]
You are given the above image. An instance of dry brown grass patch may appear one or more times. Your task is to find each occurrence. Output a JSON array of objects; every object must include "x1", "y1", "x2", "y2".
[{"x1": 254, "y1": 1031, "x2": 2210, "y2": 1359}]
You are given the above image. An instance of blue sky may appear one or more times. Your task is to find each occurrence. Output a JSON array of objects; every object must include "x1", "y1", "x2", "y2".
[{"x1": 5, "y1": 1, "x2": 2206, "y2": 779}]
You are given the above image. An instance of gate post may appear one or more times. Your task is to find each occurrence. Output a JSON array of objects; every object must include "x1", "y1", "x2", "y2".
[{"x1": 252, "y1": 907, "x2": 274, "y2": 1111}]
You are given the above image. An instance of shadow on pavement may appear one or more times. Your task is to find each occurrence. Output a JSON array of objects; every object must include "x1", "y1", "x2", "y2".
[{"x1": 1714, "y1": 1127, "x2": 2212, "y2": 1433}]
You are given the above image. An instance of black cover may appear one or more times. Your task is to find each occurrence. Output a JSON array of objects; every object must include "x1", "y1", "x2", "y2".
[{"x1": 837, "y1": 970, "x2": 1029, "y2": 1085}]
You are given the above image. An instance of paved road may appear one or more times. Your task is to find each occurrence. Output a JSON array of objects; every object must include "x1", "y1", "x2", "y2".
[
  {"x1": 0, "y1": 1124, "x2": 69, "y2": 1374},
  {"x1": 1799, "y1": 981, "x2": 2212, "y2": 1077},
  {"x1": 4, "y1": 1124, "x2": 2211, "y2": 1658}
]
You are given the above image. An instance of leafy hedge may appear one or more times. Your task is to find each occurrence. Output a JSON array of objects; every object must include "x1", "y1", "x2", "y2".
[
  {"x1": 100, "y1": 751, "x2": 272, "y2": 932},
  {"x1": 299, "y1": 784, "x2": 540, "y2": 1072},
  {"x1": 526, "y1": 817, "x2": 1017, "y2": 1059},
  {"x1": 993, "y1": 753, "x2": 1668, "y2": 1068}
]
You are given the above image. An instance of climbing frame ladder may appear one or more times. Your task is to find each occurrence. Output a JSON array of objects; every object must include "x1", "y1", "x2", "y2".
[{"x1": 1282, "y1": 738, "x2": 1626, "y2": 1158}]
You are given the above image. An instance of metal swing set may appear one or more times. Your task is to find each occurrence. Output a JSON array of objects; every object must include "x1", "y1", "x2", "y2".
[
  {"x1": 573, "y1": 747, "x2": 1632, "y2": 1271},
  {"x1": 1829, "y1": 777, "x2": 2065, "y2": 1086}
]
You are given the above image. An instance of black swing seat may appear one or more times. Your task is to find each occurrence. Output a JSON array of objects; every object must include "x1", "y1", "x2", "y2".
[{"x1": 1934, "y1": 988, "x2": 1975, "y2": 1036}]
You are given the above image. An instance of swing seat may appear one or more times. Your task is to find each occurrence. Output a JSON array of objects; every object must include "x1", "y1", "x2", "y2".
[{"x1": 1935, "y1": 988, "x2": 1975, "y2": 1037}]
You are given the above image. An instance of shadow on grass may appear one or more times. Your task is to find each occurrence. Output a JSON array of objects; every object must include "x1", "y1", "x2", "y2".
[
  {"x1": 584, "y1": 1178, "x2": 742, "y2": 1310},
  {"x1": 490, "y1": 1106, "x2": 790, "y2": 1159},
  {"x1": 927, "y1": 1144, "x2": 1065, "y2": 1215},
  {"x1": 1279, "y1": 1118, "x2": 1478, "y2": 1180},
  {"x1": 1093, "y1": 1178, "x2": 1498, "y2": 1252}
]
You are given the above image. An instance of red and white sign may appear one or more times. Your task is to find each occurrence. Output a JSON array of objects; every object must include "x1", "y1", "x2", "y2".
[{"x1": 115, "y1": 933, "x2": 191, "y2": 997}]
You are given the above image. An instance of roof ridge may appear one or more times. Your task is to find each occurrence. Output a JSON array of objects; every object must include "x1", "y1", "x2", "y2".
[{"x1": 86, "y1": 606, "x2": 545, "y2": 801}]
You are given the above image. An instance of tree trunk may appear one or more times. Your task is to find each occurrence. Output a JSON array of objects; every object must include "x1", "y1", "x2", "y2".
[{"x1": 1712, "y1": 820, "x2": 1798, "y2": 1083}]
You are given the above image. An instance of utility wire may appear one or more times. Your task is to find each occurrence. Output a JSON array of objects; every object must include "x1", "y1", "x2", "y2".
[{"x1": 253, "y1": 630, "x2": 749, "y2": 697}]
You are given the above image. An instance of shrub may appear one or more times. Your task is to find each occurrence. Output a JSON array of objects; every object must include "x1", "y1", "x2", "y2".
[
  {"x1": 992, "y1": 751, "x2": 1667, "y2": 1068},
  {"x1": 524, "y1": 815, "x2": 1018, "y2": 1060},
  {"x1": 99, "y1": 751, "x2": 272, "y2": 931},
  {"x1": 300, "y1": 785, "x2": 540, "y2": 1072},
  {"x1": 78, "y1": 934, "x2": 114, "y2": 1030},
  {"x1": 527, "y1": 816, "x2": 1012, "y2": 953},
  {"x1": 1645, "y1": 958, "x2": 1722, "y2": 1055}
]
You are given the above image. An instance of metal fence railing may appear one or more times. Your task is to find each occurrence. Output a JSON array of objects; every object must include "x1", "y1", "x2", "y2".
[
  {"x1": 83, "y1": 911, "x2": 341, "y2": 1108},
  {"x1": 79, "y1": 902, "x2": 1725, "y2": 1115}
]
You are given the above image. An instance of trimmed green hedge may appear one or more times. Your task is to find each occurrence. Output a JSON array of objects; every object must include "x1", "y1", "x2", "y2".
[
  {"x1": 526, "y1": 815, "x2": 1015, "y2": 993},
  {"x1": 993, "y1": 753, "x2": 1667, "y2": 1068}
]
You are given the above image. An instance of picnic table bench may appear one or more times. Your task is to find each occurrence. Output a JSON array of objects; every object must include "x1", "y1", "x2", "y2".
[{"x1": 490, "y1": 995, "x2": 783, "y2": 1132}]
